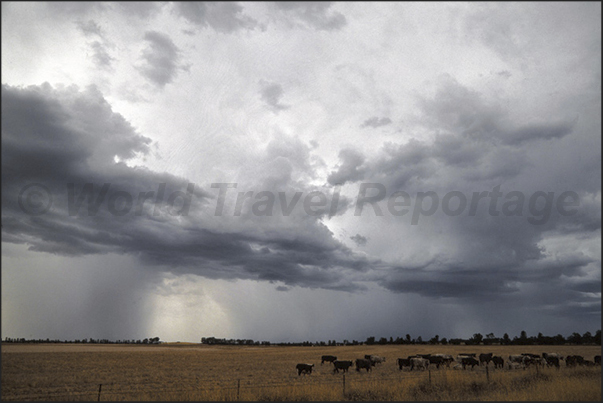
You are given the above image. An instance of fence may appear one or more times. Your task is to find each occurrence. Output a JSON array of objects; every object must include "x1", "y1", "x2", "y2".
[{"x1": 1, "y1": 366, "x2": 505, "y2": 401}]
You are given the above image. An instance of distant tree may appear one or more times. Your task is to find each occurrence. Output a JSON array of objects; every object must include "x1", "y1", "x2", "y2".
[
  {"x1": 416, "y1": 336, "x2": 423, "y2": 344},
  {"x1": 441, "y1": 337, "x2": 448, "y2": 345},
  {"x1": 378, "y1": 337, "x2": 388, "y2": 345},
  {"x1": 502, "y1": 333, "x2": 511, "y2": 345},
  {"x1": 429, "y1": 335, "x2": 439, "y2": 345},
  {"x1": 366, "y1": 336, "x2": 375, "y2": 345},
  {"x1": 470, "y1": 333, "x2": 483, "y2": 345},
  {"x1": 406, "y1": 334, "x2": 411, "y2": 344},
  {"x1": 582, "y1": 331, "x2": 593, "y2": 344},
  {"x1": 567, "y1": 332, "x2": 582, "y2": 345},
  {"x1": 595, "y1": 330, "x2": 601, "y2": 345},
  {"x1": 553, "y1": 334, "x2": 566, "y2": 345},
  {"x1": 519, "y1": 331, "x2": 528, "y2": 343},
  {"x1": 389, "y1": 337, "x2": 394, "y2": 344}
]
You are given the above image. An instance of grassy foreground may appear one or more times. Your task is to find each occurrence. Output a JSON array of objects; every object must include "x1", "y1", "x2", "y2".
[{"x1": 1, "y1": 343, "x2": 600, "y2": 401}]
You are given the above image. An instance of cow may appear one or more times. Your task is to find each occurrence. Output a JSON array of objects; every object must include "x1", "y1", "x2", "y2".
[
  {"x1": 333, "y1": 360, "x2": 353, "y2": 373},
  {"x1": 410, "y1": 357, "x2": 429, "y2": 371},
  {"x1": 566, "y1": 355, "x2": 584, "y2": 367},
  {"x1": 364, "y1": 354, "x2": 386, "y2": 365},
  {"x1": 321, "y1": 355, "x2": 337, "y2": 365},
  {"x1": 508, "y1": 355, "x2": 525, "y2": 365},
  {"x1": 397, "y1": 358, "x2": 412, "y2": 370},
  {"x1": 296, "y1": 363, "x2": 314, "y2": 376},
  {"x1": 479, "y1": 353, "x2": 493, "y2": 366},
  {"x1": 594, "y1": 355, "x2": 601, "y2": 365},
  {"x1": 460, "y1": 356, "x2": 479, "y2": 370},
  {"x1": 427, "y1": 355, "x2": 444, "y2": 368},
  {"x1": 491, "y1": 356, "x2": 504, "y2": 369},
  {"x1": 433, "y1": 354, "x2": 455, "y2": 368},
  {"x1": 355, "y1": 358, "x2": 372, "y2": 372},
  {"x1": 542, "y1": 352, "x2": 564, "y2": 361},
  {"x1": 521, "y1": 355, "x2": 537, "y2": 367},
  {"x1": 545, "y1": 356, "x2": 560, "y2": 368}
]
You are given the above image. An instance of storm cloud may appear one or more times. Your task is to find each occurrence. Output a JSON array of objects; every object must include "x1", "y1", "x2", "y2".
[{"x1": 2, "y1": 2, "x2": 600, "y2": 343}]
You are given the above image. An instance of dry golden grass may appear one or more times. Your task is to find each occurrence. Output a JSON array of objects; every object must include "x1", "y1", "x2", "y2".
[{"x1": 1, "y1": 343, "x2": 600, "y2": 401}]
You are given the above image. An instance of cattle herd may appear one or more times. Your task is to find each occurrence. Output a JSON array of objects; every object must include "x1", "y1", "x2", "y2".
[{"x1": 296, "y1": 352, "x2": 601, "y2": 375}]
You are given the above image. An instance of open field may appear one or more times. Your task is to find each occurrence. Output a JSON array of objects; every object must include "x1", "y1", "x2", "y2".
[{"x1": 1, "y1": 344, "x2": 601, "y2": 401}]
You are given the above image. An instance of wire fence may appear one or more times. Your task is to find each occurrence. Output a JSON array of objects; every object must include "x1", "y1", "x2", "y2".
[{"x1": 1, "y1": 366, "x2": 509, "y2": 401}]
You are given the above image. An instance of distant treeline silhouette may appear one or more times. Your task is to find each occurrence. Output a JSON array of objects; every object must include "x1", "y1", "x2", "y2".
[
  {"x1": 200, "y1": 330, "x2": 601, "y2": 347},
  {"x1": 4, "y1": 330, "x2": 600, "y2": 346}
]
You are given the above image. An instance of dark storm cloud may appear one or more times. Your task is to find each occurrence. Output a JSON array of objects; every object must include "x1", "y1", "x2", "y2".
[
  {"x1": 273, "y1": 2, "x2": 347, "y2": 31},
  {"x1": 259, "y1": 81, "x2": 290, "y2": 112},
  {"x1": 136, "y1": 31, "x2": 184, "y2": 88},
  {"x1": 361, "y1": 117, "x2": 392, "y2": 128},
  {"x1": 326, "y1": 77, "x2": 600, "y2": 317},
  {"x1": 1, "y1": 83, "x2": 376, "y2": 292},
  {"x1": 350, "y1": 234, "x2": 368, "y2": 246},
  {"x1": 174, "y1": 2, "x2": 258, "y2": 33}
]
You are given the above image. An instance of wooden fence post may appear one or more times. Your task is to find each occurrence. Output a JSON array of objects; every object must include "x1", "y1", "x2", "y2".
[
  {"x1": 486, "y1": 365, "x2": 490, "y2": 382},
  {"x1": 97, "y1": 384, "x2": 102, "y2": 402},
  {"x1": 237, "y1": 379, "x2": 240, "y2": 401},
  {"x1": 342, "y1": 373, "x2": 346, "y2": 396},
  {"x1": 428, "y1": 368, "x2": 431, "y2": 384}
]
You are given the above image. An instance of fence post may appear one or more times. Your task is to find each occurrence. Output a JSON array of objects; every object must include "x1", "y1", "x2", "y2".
[
  {"x1": 97, "y1": 384, "x2": 102, "y2": 402},
  {"x1": 428, "y1": 368, "x2": 431, "y2": 384},
  {"x1": 486, "y1": 365, "x2": 490, "y2": 382},
  {"x1": 342, "y1": 373, "x2": 346, "y2": 396},
  {"x1": 237, "y1": 379, "x2": 240, "y2": 401}
]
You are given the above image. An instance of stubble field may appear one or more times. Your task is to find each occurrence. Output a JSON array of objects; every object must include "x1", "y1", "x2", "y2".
[{"x1": 1, "y1": 343, "x2": 601, "y2": 401}]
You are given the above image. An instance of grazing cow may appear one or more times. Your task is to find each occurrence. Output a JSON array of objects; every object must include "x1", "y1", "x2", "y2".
[
  {"x1": 433, "y1": 354, "x2": 454, "y2": 368},
  {"x1": 566, "y1": 355, "x2": 584, "y2": 367},
  {"x1": 491, "y1": 356, "x2": 504, "y2": 369},
  {"x1": 594, "y1": 355, "x2": 601, "y2": 365},
  {"x1": 296, "y1": 363, "x2": 314, "y2": 376},
  {"x1": 509, "y1": 355, "x2": 524, "y2": 365},
  {"x1": 479, "y1": 353, "x2": 493, "y2": 366},
  {"x1": 428, "y1": 355, "x2": 444, "y2": 368},
  {"x1": 355, "y1": 358, "x2": 372, "y2": 372},
  {"x1": 583, "y1": 360, "x2": 596, "y2": 367},
  {"x1": 364, "y1": 354, "x2": 386, "y2": 365},
  {"x1": 542, "y1": 352, "x2": 564, "y2": 361},
  {"x1": 522, "y1": 355, "x2": 537, "y2": 367},
  {"x1": 333, "y1": 360, "x2": 353, "y2": 373},
  {"x1": 397, "y1": 358, "x2": 412, "y2": 370},
  {"x1": 460, "y1": 356, "x2": 479, "y2": 370},
  {"x1": 410, "y1": 357, "x2": 429, "y2": 371},
  {"x1": 321, "y1": 355, "x2": 337, "y2": 365},
  {"x1": 545, "y1": 356, "x2": 560, "y2": 368}
]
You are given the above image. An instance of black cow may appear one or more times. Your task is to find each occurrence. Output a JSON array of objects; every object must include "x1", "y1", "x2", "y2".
[
  {"x1": 594, "y1": 355, "x2": 601, "y2": 365},
  {"x1": 545, "y1": 356, "x2": 560, "y2": 368},
  {"x1": 296, "y1": 363, "x2": 314, "y2": 376},
  {"x1": 333, "y1": 360, "x2": 353, "y2": 373},
  {"x1": 461, "y1": 356, "x2": 479, "y2": 370},
  {"x1": 566, "y1": 355, "x2": 584, "y2": 367},
  {"x1": 355, "y1": 358, "x2": 372, "y2": 372},
  {"x1": 427, "y1": 355, "x2": 444, "y2": 368},
  {"x1": 491, "y1": 356, "x2": 504, "y2": 369},
  {"x1": 479, "y1": 353, "x2": 493, "y2": 366},
  {"x1": 397, "y1": 358, "x2": 412, "y2": 370},
  {"x1": 321, "y1": 355, "x2": 337, "y2": 365}
]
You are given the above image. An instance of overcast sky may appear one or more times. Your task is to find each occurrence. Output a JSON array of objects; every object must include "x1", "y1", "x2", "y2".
[{"x1": 2, "y1": 2, "x2": 601, "y2": 343}]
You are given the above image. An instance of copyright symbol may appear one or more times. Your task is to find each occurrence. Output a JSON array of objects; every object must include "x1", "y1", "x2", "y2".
[{"x1": 18, "y1": 184, "x2": 53, "y2": 216}]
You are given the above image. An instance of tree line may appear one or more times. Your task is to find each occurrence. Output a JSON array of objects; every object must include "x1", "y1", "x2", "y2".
[{"x1": 4, "y1": 330, "x2": 600, "y2": 346}]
